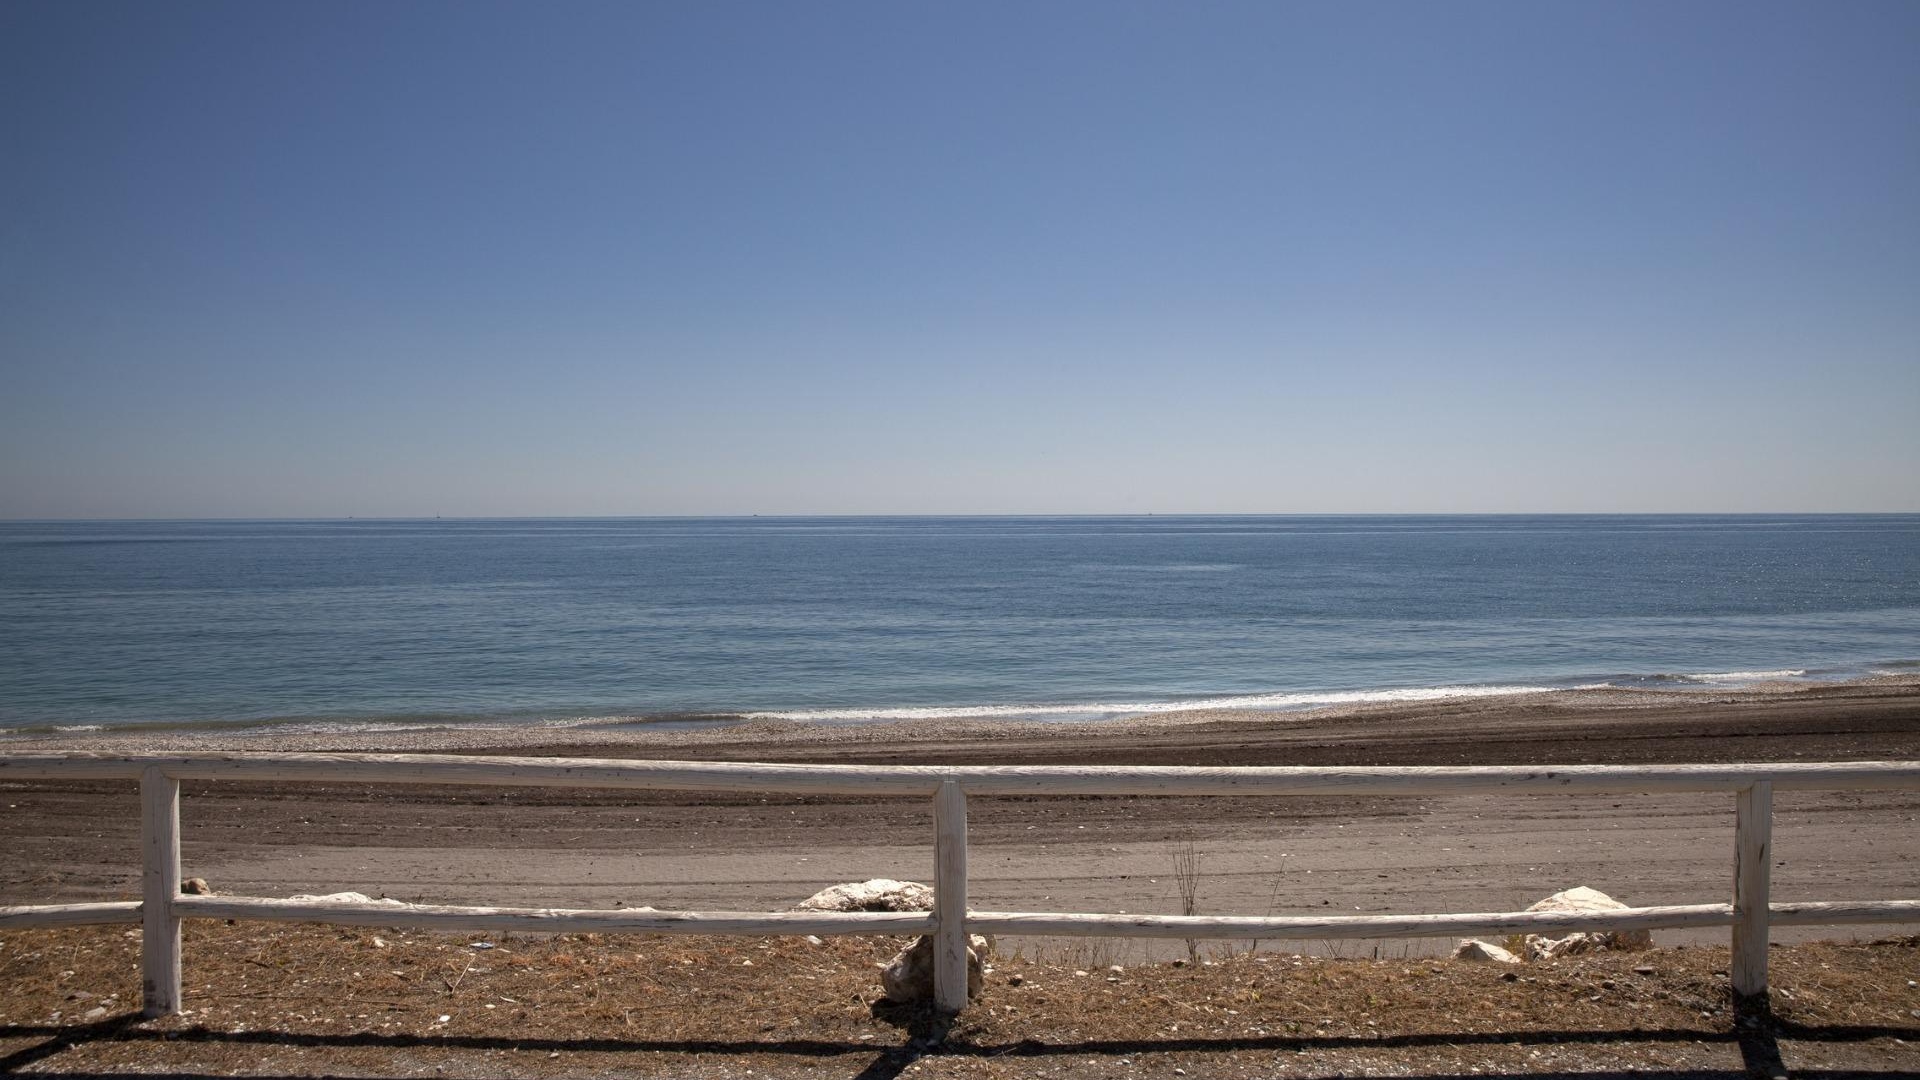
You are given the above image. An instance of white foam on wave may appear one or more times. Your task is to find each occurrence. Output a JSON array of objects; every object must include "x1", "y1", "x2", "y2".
[
  {"x1": 525, "y1": 714, "x2": 640, "y2": 729},
  {"x1": 230, "y1": 711, "x2": 691, "y2": 738},
  {"x1": 745, "y1": 684, "x2": 1559, "y2": 723},
  {"x1": 242, "y1": 720, "x2": 458, "y2": 737},
  {"x1": 1674, "y1": 669, "x2": 1808, "y2": 684}
]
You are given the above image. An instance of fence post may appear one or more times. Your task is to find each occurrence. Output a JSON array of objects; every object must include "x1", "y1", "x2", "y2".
[
  {"x1": 141, "y1": 765, "x2": 182, "y2": 1016},
  {"x1": 933, "y1": 779, "x2": 970, "y2": 1013},
  {"x1": 1732, "y1": 779, "x2": 1772, "y2": 998}
]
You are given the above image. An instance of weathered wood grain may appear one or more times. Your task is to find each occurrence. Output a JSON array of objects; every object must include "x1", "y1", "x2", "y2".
[
  {"x1": 933, "y1": 779, "x2": 969, "y2": 1013},
  {"x1": 1732, "y1": 781, "x2": 1773, "y2": 996},
  {"x1": 0, "y1": 901, "x2": 142, "y2": 930},
  {"x1": 141, "y1": 766, "x2": 181, "y2": 1017},
  {"x1": 966, "y1": 903, "x2": 1740, "y2": 940},
  {"x1": 5, "y1": 752, "x2": 1919, "y2": 796},
  {"x1": 1769, "y1": 899, "x2": 1920, "y2": 925},
  {"x1": 170, "y1": 895, "x2": 935, "y2": 936}
]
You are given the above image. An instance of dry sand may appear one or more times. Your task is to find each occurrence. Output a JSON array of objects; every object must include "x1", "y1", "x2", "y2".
[{"x1": 4, "y1": 678, "x2": 1918, "y2": 960}]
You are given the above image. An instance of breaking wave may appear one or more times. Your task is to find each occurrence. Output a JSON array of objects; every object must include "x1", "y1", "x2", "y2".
[
  {"x1": 1672, "y1": 669, "x2": 1808, "y2": 684},
  {"x1": 744, "y1": 684, "x2": 1560, "y2": 723}
]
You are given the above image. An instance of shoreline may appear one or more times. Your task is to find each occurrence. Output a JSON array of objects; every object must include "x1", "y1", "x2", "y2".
[{"x1": 5, "y1": 671, "x2": 1918, "y2": 757}]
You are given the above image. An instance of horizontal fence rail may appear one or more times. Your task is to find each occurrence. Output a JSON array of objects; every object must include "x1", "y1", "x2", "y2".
[
  {"x1": 0, "y1": 900, "x2": 143, "y2": 931},
  {"x1": 171, "y1": 896, "x2": 938, "y2": 936},
  {"x1": 2, "y1": 753, "x2": 1917, "y2": 1017},
  {"x1": 6, "y1": 752, "x2": 1920, "y2": 794},
  {"x1": 967, "y1": 904, "x2": 1746, "y2": 940}
]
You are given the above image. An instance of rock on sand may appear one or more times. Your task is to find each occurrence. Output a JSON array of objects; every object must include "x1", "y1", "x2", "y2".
[{"x1": 1524, "y1": 886, "x2": 1653, "y2": 960}]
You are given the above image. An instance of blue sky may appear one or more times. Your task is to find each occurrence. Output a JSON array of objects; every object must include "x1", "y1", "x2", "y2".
[{"x1": 4, "y1": 0, "x2": 1917, "y2": 516}]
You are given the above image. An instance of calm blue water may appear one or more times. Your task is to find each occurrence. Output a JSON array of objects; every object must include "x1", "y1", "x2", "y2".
[{"x1": 2, "y1": 516, "x2": 1918, "y2": 734}]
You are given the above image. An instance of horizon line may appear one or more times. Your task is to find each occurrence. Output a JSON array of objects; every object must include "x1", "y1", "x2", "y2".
[{"x1": 5, "y1": 510, "x2": 1920, "y2": 523}]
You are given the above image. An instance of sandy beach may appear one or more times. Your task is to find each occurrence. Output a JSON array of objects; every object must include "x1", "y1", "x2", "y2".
[{"x1": 4, "y1": 678, "x2": 1918, "y2": 958}]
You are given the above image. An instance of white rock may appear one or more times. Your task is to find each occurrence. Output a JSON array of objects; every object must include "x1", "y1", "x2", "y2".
[
  {"x1": 880, "y1": 934, "x2": 991, "y2": 1004},
  {"x1": 793, "y1": 879, "x2": 934, "y2": 912},
  {"x1": 1452, "y1": 939, "x2": 1522, "y2": 964},
  {"x1": 1522, "y1": 886, "x2": 1652, "y2": 960}
]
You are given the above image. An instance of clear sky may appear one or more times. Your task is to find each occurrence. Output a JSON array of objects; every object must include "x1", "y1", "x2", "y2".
[{"x1": 3, "y1": 1, "x2": 1916, "y2": 517}]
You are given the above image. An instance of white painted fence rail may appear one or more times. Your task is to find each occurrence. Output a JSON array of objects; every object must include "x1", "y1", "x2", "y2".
[{"x1": 2, "y1": 753, "x2": 1917, "y2": 1017}]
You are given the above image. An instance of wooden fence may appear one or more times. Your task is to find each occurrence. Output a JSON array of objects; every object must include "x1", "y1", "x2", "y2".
[{"x1": 3, "y1": 753, "x2": 1918, "y2": 1017}]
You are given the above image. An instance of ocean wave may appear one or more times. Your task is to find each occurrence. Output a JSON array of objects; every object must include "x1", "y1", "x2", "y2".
[
  {"x1": 238, "y1": 720, "x2": 460, "y2": 736},
  {"x1": 10, "y1": 662, "x2": 1905, "y2": 739},
  {"x1": 744, "y1": 684, "x2": 1560, "y2": 723},
  {"x1": 214, "y1": 711, "x2": 731, "y2": 738},
  {"x1": 1669, "y1": 669, "x2": 1808, "y2": 684}
]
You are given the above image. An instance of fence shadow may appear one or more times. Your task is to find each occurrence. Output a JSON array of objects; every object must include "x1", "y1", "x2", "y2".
[{"x1": 5, "y1": 1009, "x2": 1916, "y2": 1080}]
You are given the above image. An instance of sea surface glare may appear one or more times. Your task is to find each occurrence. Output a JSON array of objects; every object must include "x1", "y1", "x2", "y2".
[{"x1": 2, "y1": 515, "x2": 1917, "y2": 734}]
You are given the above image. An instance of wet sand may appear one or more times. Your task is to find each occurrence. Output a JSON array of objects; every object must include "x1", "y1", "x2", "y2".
[{"x1": 4, "y1": 679, "x2": 1917, "y2": 957}]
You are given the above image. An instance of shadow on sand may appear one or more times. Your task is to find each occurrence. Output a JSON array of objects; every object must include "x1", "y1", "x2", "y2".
[{"x1": 0, "y1": 997, "x2": 1908, "y2": 1080}]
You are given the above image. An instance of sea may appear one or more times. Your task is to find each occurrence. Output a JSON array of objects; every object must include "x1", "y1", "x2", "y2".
[{"x1": 2, "y1": 515, "x2": 1918, "y2": 737}]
